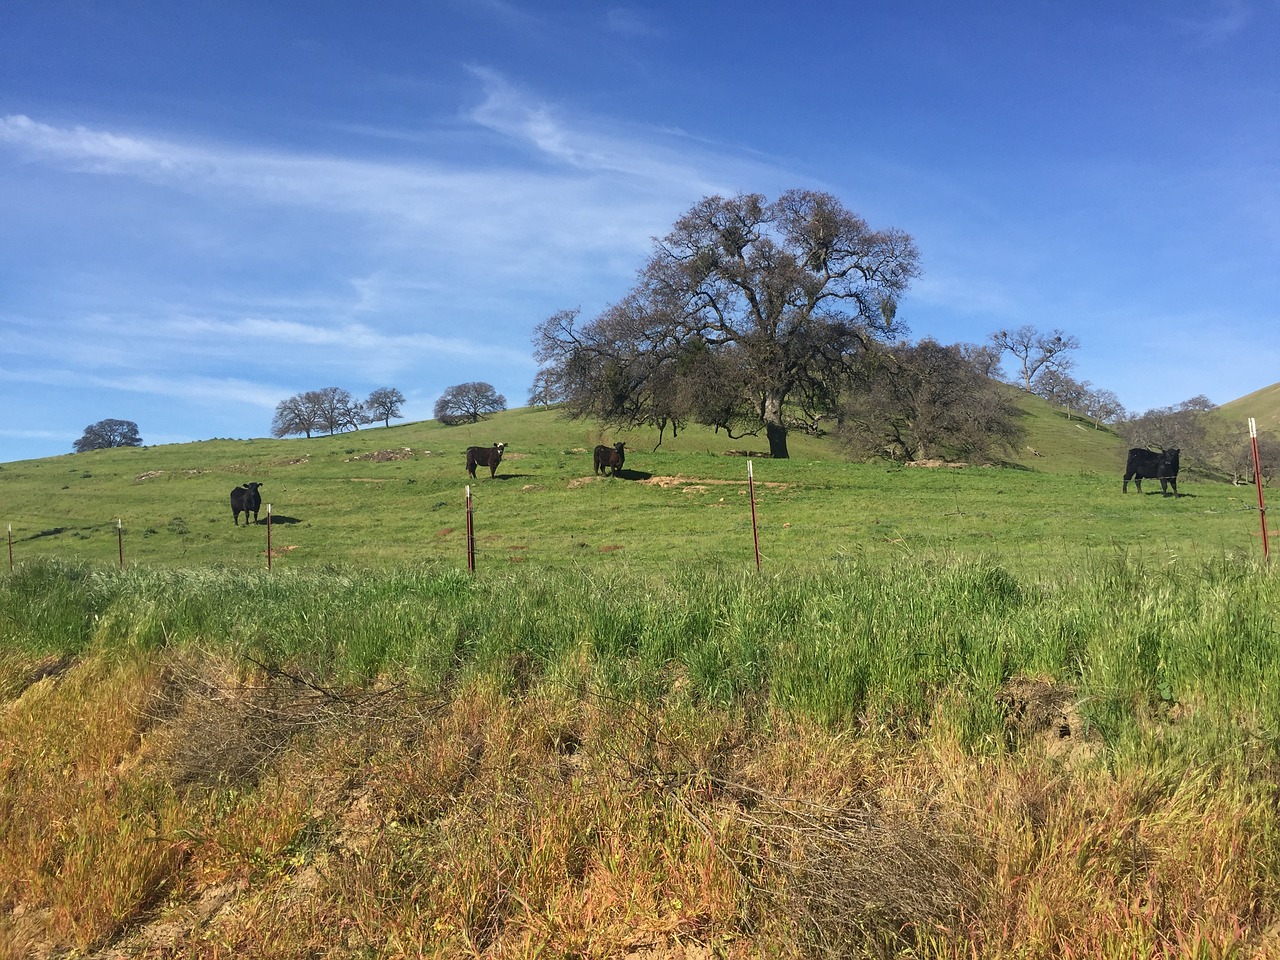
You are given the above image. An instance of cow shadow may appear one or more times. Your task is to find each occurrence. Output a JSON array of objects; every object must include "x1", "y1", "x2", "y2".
[
  {"x1": 248, "y1": 515, "x2": 302, "y2": 524},
  {"x1": 610, "y1": 468, "x2": 651, "y2": 481}
]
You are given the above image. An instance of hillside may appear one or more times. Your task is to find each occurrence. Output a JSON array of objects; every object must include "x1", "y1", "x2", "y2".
[
  {"x1": 4, "y1": 396, "x2": 1279, "y2": 957},
  {"x1": 1220, "y1": 380, "x2": 1280, "y2": 433},
  {"x1": 2, "y1": 391, "x2": 1265, "y2": 574}
]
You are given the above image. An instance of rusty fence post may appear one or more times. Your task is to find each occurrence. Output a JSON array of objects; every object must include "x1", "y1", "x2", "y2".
[{"x1": 1250, "y1": 418, "x2": 1270, "y2": 563}]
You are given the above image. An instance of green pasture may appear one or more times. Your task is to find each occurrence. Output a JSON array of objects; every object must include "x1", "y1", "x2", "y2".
[{"x1": 0, "y1": 400, "x2": 1270, "y2": 574}]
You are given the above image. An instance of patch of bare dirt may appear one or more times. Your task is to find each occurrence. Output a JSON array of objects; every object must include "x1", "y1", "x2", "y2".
[
  {"x1": 905, "y1": 459, "x2": 967, "y2": 469},
  {"x1": 133, "y1": 471, "x2": 164, "y2": 482},
  {"x1": 349, "y1": 448, "x2": 416, "y2": 462},
  {"x1": 637, "y1": 475, "x2": 790, "y2": 489},
  {"x1": 997, "y1": 676, "x2": 1099, "y2": 767}
]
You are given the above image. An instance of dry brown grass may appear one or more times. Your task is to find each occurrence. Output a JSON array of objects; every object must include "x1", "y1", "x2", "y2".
[{"x1": 1, "y1": 652, "x2": 1277, "y2": 958}]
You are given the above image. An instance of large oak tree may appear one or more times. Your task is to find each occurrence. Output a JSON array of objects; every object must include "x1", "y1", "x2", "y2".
[
  {"x1": 434, "y1": 382, "x2": 507, "y2": 426},
  {"x1": 534, "y1": 190, "x2": 921, "y2": 458},
  {"x1": 73, "y1": 418, "x2": 142, "y2": 452}
]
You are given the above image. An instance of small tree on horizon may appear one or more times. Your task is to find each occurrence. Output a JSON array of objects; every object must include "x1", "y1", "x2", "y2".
[
  {"x1": 73, "y1": 418, "x2": 142, "y2": 452},
  {"x1": 314, "y1": 386, "x2": 365, "y2": 434},
  {"x1": 365, "y1": 387, "x2": 406, "y2": 428},
  {"x1": 434, "y1": 382, "x2": 507, "y2": 425}
]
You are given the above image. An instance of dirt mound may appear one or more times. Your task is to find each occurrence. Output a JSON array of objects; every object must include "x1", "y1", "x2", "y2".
[
  {"x1": 637, "y1": 475, "x2": 790, "y2": 489},
  {"x1": 996, "y1": 676, "x2": 1098, "y2": 767},
  {"x1": 349, "y1": 448, "x2": 416, "y2": 462}
]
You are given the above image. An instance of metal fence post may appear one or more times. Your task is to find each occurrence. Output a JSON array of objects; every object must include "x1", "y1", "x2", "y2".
[
  {"x1": 748, "y1": 460, "x2": 761, "y2": 572},
  {"x1": 465, "y1": 485, "x2": 476, "y2": 572},
  {"x1": 1250, "y1": 419, "x2": 1270, "y2": 562}
]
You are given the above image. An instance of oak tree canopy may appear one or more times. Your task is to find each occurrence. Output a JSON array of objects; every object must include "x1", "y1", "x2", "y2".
[{"x1": 533, "y1": 190, "x2": 921, "y2": 458}]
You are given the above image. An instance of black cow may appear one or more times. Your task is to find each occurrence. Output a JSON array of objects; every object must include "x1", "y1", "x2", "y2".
[
  {"x1": 231, "y1": 481, "x2": 263, "y2": 525},
  {"x1": 1123, "y1": 448, "x2": 1180, "y2": 496},
  {"x1": 466, "y1": 442, "x2": 506, "y2": 479},
  {"x1": 593, "y1": 442, "x2": 625, "y2": 477}
]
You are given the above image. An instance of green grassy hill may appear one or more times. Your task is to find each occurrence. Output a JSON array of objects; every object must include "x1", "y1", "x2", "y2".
[
  {"x1": 1220, "y1": 380, "x2": 1280, "y2": 433},
  {"x1": 2, "y1": 391, "x2": 1265, "y2": 574}
]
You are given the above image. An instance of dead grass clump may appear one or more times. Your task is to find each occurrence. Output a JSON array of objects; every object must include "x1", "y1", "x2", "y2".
[
  {"x1": 146, "y1": 654, "x2": 428, "y2": 792},
  {"x1": 648, "y1": 753, "x2": 979, "y2": 959},
  {"x1": 738, "y1": 797, "x2": 978, "y2": 957}
]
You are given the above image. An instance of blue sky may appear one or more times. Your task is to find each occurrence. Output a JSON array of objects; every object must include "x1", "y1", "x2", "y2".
[{"x1": 3, "y1": 1, "x2": 1278, "y2": 463}]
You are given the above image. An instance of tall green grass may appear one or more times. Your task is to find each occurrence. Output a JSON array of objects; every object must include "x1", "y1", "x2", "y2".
[{"x1": 5, "y1": 555, "x2": 1276, "y2": 769}]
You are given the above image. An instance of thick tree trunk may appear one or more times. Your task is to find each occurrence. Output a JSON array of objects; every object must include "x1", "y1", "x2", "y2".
[{"x1": 763, "y1": 395, "x2": 789, "y2": 459}]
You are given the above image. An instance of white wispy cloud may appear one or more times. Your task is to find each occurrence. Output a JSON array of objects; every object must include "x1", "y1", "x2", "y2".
[{"x1": 1169, "y1": 0, "x2": 1252, "y2": 43}]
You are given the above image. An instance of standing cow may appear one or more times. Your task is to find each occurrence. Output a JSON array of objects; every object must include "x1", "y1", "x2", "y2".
[
  {"x1": 466, "y1": 442, "x2": 506, "y2": 479},
  {"x1": 1123, "y1": 448, "x2": 1180, "y2": 496},
  {"x1": 231, "y1": 481, "x2": 263, "y2": 525},
  {"x1": 593, "y1": 442, "x2": 625, "y2": 477}
]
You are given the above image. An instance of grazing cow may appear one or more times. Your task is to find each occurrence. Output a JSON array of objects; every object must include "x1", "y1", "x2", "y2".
[
  {"x1": 593, "y1": 442, "x2": 626, "y2": 477},
  {"x1": 231, "y1": 482, "x2": 263, "y2": 525},
  {"x1": 1123, "y1": 448, "x2": 1180, "y2": 496},
  {"x1": 466, "y1": 442, "x2": 506, "y2": 479}
]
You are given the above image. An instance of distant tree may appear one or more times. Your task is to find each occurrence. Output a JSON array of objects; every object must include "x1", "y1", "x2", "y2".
[
  {"x1": 527, "y1": 370, "x2": 559, "y2": 410},
  {"x1": 1219, "y1": 429, "x2": 1280, "y2": 485},
  {"x1": 533, "y1": 190, "x2": 921, "y2": 459},
  {"x1": 272, "y1": 391, "x2": 322, "y2": 438},
  {"x1": 314, "y1": 386, "x2": 365, "y2": 434},
  {"x1": 1082, "y1": 388, "x2": 1125, "y2": 430},
  {"x1": 837, "y1": 339, "x2": 1024, "y2": 463},
  {"x1": 990, "y1": 325, "x2": 1080, "y2": 392},
  {"x1": 1032, "y1": 368, "x2": 1091, "y2": 421},
  {"x1": 957, "y1": 341, "x2": 1004, "y2": 379},
  {"x1": 73, "y1": 418, "x2": 142, "y2": 452},
  {"x1": 272, "y1": 387, "x2": 365, "y2": 437},
  {"x1": 364, "y1": 387, "x2": 406, "y2": 428},
  {"x1": 434, "y1": 382, "x2": 507, "y2": 426}
]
